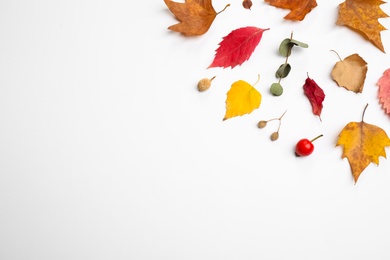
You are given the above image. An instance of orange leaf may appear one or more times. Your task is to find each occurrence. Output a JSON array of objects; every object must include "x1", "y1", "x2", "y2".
[
  {"x1": 377, "y1": 68, "x2": 390, "y2": 115},
  {"x1": 336, "y1": 104, "x2": 390, "y2": 183},
  {"x1": 331, "y1": 51, "x2": 367, "y2": 93},
  {"x1": 164, "y1": 0, "x2": 229, "y2": 36},
  {"x1": 223, "y1": 77, "x2": 262, "y2": 121},
  {"x1": 264, "y1": 0, "x2": 317, "y2": 21},
  {"x1": 336, "y1": 0, "x2": 389, "y2": 53}
]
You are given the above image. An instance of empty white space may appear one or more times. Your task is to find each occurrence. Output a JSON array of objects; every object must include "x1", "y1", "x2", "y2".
[{"x1": 1, "y1": 0, "x2": 390, "y2": 259}]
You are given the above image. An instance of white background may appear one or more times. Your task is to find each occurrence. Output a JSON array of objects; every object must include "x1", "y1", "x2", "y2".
[{"x1": 1, "y1": 0, "x2": 390, "y2": 259}]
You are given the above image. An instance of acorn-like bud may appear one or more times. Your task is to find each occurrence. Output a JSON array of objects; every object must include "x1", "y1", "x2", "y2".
[
  {"x1": 197, "y1": 76, "x2": 216, "y2": 92},
  {"x1": 270, "y1": 132, "x2": 279, "y2": 141},
  {"x1": 242, "y1": 0, "x2": 252, "y2": 9},
  {"x1": 257, "y1": 120, "x2": 267, "y2": 128}
]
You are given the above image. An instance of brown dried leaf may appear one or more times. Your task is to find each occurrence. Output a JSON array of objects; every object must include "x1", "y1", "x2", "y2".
[
  {"x1": 331, "y1": 52, "x2": 368, "y2": 93},
  {"x1": 336, "y1": 0, "x2": 388, "y2": 53},
  {"x1": 264, "y1": 0, "x2": 317, "y2": 21},
  {"x1": 164, "y1": 0, "x2": 229, "y2": 36}
]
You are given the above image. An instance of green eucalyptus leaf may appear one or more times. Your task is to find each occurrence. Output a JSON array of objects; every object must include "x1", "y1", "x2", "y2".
[
  {"x1": 279, "y1": 38, "x2": 294, "y2": 57},
  {"x1": 270, "y1": 83, "x2": 283, "y2": 96},
  {"x1": 275, "y1": 63, "x2": 291, "y2": 78},
  {"x1": 290, "y1": 39, "x2": 308, "y2": 48}
]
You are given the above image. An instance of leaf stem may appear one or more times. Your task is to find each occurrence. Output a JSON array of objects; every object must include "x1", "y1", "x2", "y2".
[
  {"x1": 330, "y1": 49, "x2": 342, "y2": 61},
  {"x1": 310, "y1": 134, "x2": 323, "y2": 143},
  {"x1": 362, "y1": 103, "x2": 369, "y2": 122},
  {"x1": 267, "y1": 110, "x2": 287, "y2": 122},
  {"x1": 253, "y1": 74, "x2": 260, "y2": 86},
  {"x1": 276, "y1": 120, "x2": 282, "y2": 133},
  {"x1": 279, "y1": 109, "x2": 287, "y2": 120},
  {"x1": 217, "y1": 4, "x2": 230, "y2": 14},
  {"x1": 283, "y1": 54, "x2": 290, "y2": 68},
  {"x1": 277, "y1": 32, "x2": 293, "y2": 80},
  {"x1": 286, "y1": 31, "x2": 293, "y2": 59},
  {"x1": 265, "y1": 110, "x2": 287, "y2": 129},
  {"x1": 276, "y1": 110, "x2": 288, "y2": 133}
]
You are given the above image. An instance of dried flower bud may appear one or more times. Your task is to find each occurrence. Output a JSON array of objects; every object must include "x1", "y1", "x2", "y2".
[
  {"x1": 270, "y1": 132, "x2": 279, "y2": 141},
  {"x1": 242, "y1": 0, "x2": 252, "y2": 9},
  {"x1": 197, "y1": 76, "x2": 216, "y2": 92},
  {"x1": 257, "y1": 120, "x2": 267, "y2": 128}
]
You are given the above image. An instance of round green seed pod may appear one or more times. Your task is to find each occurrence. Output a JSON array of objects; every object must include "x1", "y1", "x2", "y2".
[{"x1": 270, "y1": 83, "x2": 283, "y2": 96}]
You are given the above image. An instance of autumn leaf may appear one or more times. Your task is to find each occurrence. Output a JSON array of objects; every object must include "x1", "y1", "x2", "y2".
[
  {"x1": 209, "y1": 26, "x2": 269, "y2": 69},
  {"x1": 264, "y1": 0, "x2": 317, "y2": 21},
  {"x1": 223, "y1": 75, "x2": 262, "y2": 120},
  {"x1": 331, "y1": 50, "x2": 367, "y2": 93},
  {"x1": 336, "y1": 104, "x2": 390, "y2": 183},
  {"x1": 164, "y1": 0, "x2": 230, "y2": 36},
  {"x1": 303, "y1": 75, "x2": 325, "y2": 120},
  {"x1": 377, "y1": 68, "x2": 390, "y2": 115},
  {"x1": 336, "y1": 0, "x2": 388, "y2": 53}
]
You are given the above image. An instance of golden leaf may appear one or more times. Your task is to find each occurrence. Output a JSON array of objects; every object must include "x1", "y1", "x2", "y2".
[
  {"x1": 331, "y1": 52, "x2": 368, "y2": 93},
  {"x1": 223, "y1": 78, "x2": 262, "y2": 121},
  {"x1": 164, "y1": 0, "x2": 229, "y2": 36},
  {"x1": 336, "y1": 104, "x2": 390, "y2": 183},
  {"x1": 336, "y1": 0, "x2": 389, "y2": 53}
]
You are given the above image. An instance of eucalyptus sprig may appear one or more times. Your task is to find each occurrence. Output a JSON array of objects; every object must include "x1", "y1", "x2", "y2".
[{"x1": 270, "y1": 32, "x2": 308, "y2": 96}]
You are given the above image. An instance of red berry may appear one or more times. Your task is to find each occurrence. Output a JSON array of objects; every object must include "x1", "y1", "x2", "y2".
[
  {"x1": 295, "y1": 134, "x2": 323, "y2": 157},
  {"x1": 295, "y1": 139, "x2": 314, "y2": 156}
]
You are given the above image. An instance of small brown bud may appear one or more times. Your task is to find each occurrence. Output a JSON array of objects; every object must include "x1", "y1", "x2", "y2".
[
  {"x1": 270, "y1": 132, "x2": 279, "y2": 141},
  {"x1": 242, "y1": 0, "x2": 252, "y2": 9},
  {"x1": 257, "y1": 120, "x2": 267, "y2": 128},
  {"x1": 197, "y1": 76, "x2": 215, "y2": 92}
]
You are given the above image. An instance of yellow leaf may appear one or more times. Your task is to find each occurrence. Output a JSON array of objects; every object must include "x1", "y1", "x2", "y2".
[
  {"x1": 223, "y1": 79, "x2": 261, "y2": 120},
  {"x1": 336, "y1": 105, "x2": 390, "y2": 183}
]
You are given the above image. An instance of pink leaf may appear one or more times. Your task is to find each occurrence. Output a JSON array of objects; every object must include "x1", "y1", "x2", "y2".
[
  {"x1": 303, "y1": 76, "x2": 325, "y2": 120},
  {"x1": 208, "y1": 26, "x2": 269, "y2": 69},
  {"x1": 377, "y1": 68, "x2": 390, "y2": 115}
]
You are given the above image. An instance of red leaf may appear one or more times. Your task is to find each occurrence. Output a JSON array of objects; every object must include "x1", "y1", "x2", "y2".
[
  {"x1": 303, "y1": 76, "x2": 325, "y2": 120},
  {"x1": 208, "y1": 26, "x2": 269, "y2": 69},
  {"x1": 377, "y1": 68, "x2": 390, "y2": 115}
]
